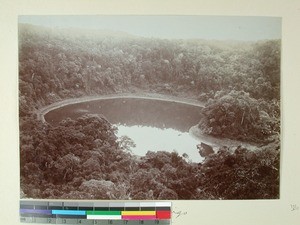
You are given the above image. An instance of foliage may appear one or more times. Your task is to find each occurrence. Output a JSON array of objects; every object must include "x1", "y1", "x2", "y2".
[
  {"x1": 118, "y1": 135, "x2": 136, "y2": 153},
  {"x1": 198, "y1": 90, "x2": 280, "y2": 143},
  {"x1": 20, "y1": 114, "x2": 279, "y2": 199},
  {"x1": 19, "y1": 24, "x2": 280, "y2": 200},
  {"x1": 195, "y1": 144, "x2": 280, "y2": 199},
  {"x1": 19, "y1": 24, "x2": 280, "y2": 113}
]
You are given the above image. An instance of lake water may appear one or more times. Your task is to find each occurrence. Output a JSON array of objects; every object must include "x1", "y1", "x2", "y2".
[{"x1": 44, "y1": 97, "x2": 204, "y2": 162}]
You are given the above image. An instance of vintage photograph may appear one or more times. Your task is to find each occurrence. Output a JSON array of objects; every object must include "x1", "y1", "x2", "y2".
[{"x1": 19, "y1": 15, "x2": 281, "y2": 200}]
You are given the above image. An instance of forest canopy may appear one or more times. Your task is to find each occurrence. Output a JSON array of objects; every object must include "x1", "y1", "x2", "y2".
[{"x1": 19, "y1": 24, "x2": 280, "y2": 200}]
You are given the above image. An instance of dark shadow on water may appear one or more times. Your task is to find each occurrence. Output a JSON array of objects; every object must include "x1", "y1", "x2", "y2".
[{"x1": 44, "y1": 98, "x2": 203, "y2": 132}]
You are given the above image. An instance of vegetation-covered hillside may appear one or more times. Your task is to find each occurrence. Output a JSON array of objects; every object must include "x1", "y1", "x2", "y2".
[{"x1": 19, "y1": 24, "x2": 280, "y2": 199}]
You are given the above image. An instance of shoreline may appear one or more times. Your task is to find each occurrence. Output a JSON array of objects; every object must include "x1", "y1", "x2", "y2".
[
  {"x1": 36, "y1": 92, "x2": 205, "y2": 122},
  {"x1": 189, "y1": 125, "x2": 259, "y2": 151},
  {"x1": 36, "y1": 92, "x2": 258, "y2": 150}
]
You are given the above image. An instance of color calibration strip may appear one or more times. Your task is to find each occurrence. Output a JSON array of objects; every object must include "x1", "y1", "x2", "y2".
[{"x1": 20, "y1": 201, "x2": 171, "y2": 224}]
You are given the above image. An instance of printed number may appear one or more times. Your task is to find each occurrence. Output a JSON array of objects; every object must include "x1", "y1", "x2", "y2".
[
  {"x1": 108, "y1": 220, "x2": 113, "y2": 224},
  {"x1": 123, "y1": 220, "x2": 128, "y2": 224},
  {"x1": 155, "y1": 220, "x2": 160, "y2": 224},
  {"x1": 78, "y1": 219, "x2": 82, "y2": 224},
  {"x1": 139, "y1": 221, "x2": 144, "y2": 224},
  {"x1": 62, "y1": 219, "x2": 66, "y2": 224},
  {"x1": 94, "y1": 220, "x2": 98, "y2": 224},
  {"x1": 48, "y1": 218, "x2": 52, "y2": 223}
]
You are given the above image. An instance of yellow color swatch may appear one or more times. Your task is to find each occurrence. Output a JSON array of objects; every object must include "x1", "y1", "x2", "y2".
[{"x1": 121, "y1": 211, "x2": 156, "y2": 216}]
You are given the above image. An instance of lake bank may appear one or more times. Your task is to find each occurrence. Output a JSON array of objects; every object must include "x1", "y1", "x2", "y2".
[
  {"x1": 37, "y1": 92, "x2": 258, "y2": 152},
  {"x1": 36, "y1": 92, "x2": 205, "y2": 122},
  {"x1": 189, "y1": 125, "x2": 259, "y2": 152}
]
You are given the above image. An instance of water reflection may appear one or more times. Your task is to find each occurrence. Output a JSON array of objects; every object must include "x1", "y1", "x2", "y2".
[
  {"x1": 44, "y1": 98, "x2": 204, "y2": 162},
  {"x1": 117, "y1": 124, "x2": 203, "y2": 162},
  {"x1": 45, "y1": 98, "x2": 202, "y2": 132}
]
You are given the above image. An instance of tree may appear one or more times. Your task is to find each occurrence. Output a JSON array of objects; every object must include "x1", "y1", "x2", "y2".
[
  {"x1": 158, "y1": 188, "x2": 178, "y2": 200},
  {"x1": 47, "y1": 153, "x2": 81, "y2": 184},
  {"x1": 118, "y1": 135, "x2": 136, "y2": 153},
  {"x1": 198, "y1": 90, "x2": 277, "y2": 142}
]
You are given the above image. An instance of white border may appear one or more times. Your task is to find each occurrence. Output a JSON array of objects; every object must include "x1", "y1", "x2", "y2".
[{"x1": 1, "y1": 0, "x2": 300, "y2": 225}]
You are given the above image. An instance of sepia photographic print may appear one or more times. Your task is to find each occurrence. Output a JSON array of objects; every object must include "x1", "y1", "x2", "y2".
[{"x1": 19, "y1": 15, "x2": 281, "y2": 200}]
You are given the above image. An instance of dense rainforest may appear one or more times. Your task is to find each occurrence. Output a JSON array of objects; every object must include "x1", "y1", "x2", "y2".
[{"x1": 19, "y1": 23, "x2": 280, "y2": 199}]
